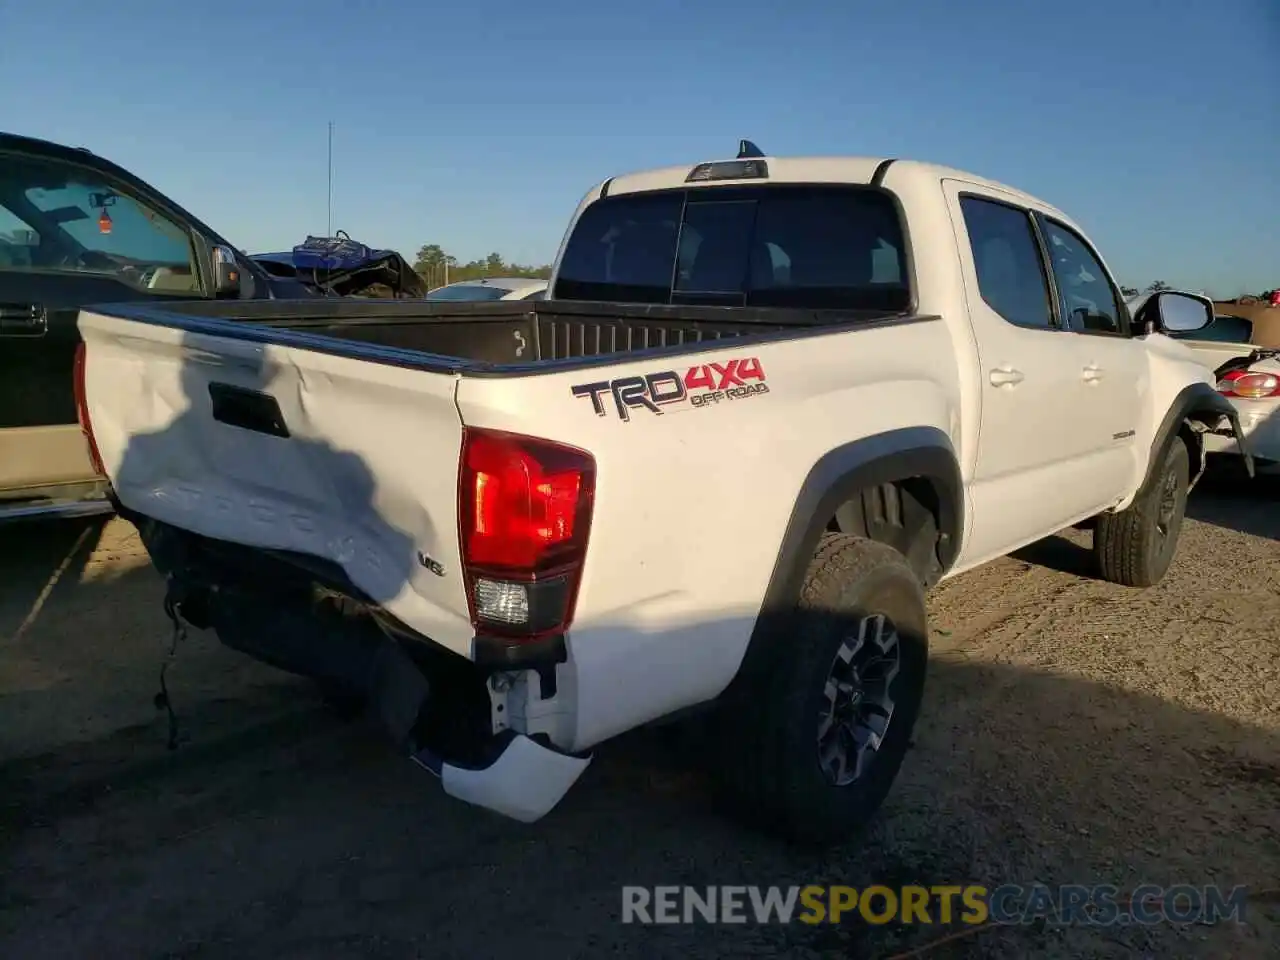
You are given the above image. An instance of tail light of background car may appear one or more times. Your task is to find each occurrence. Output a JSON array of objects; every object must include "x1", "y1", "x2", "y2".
[
  {"x1": 458, "y1": 427, "x2": 595, "y2": 641},
  {"x1": 1217, "y1": 369, "x2": 1280, "y2": 400},
  {"x1": 72, "y1": 341, "x2": 106, "y2": 475}
]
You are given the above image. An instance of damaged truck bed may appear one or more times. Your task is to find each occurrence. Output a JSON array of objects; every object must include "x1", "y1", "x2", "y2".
[{"x1": 76, "y1": 294, "x2": 906, "y2": 823}]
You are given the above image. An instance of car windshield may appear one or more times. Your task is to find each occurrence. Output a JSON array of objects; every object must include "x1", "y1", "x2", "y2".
[
  {"x1": 553, "y1": 185, "x2": 910, "y2": 311},
  {"x1": 427, "y1": 283, "x2": 512, "y2": 301}
]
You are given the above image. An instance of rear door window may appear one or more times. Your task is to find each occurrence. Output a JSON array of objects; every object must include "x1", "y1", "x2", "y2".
[
  {"x1": 958, "y1": 196, "x2": 1055, "y2": 330},
  {"x1": 554, "y1": 186, "x2": 910, "y2": 311}
]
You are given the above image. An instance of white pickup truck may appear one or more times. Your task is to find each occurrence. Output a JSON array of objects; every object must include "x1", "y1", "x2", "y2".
[{"x1": 76, "y1": 144, "x2": 1253, "y2": 844}]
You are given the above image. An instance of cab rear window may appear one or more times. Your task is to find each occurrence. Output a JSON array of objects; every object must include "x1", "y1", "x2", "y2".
[{"x1": 553, "y1": 185, "x2": 910, "y2": 311}]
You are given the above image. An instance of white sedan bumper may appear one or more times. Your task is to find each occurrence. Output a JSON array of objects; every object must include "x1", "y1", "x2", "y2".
[{"x1": 1204, "y1": 397, "x2": 1280, "y2": 466}]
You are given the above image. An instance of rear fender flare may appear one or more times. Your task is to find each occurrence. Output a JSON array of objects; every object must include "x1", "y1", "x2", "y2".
[
  {"x1": 728, "y1": 426, "x2": 963, "y2": 694},
  {"x1": 1142, "y1": 383, "x2": 1254, "y2": 497}
]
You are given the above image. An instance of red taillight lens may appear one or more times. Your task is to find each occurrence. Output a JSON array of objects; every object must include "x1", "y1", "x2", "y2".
[
  {"x1": 459, "y1": 428, "x2": 595, "y2": 640},
  {"x1": 72, "y1": 340, "x2": 106, "y2": 476},
  {"x1": 1217, "y1": 369, "x2": 1280, "y2": 399}
]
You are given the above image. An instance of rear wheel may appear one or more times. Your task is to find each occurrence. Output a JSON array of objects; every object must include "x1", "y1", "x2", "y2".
[
  {"x1": 1094, "y1": 435, "x2": 1190, "y2": 587},
  {"x1": 716, "y1": 534, "x2": 929, "y2": 845}
]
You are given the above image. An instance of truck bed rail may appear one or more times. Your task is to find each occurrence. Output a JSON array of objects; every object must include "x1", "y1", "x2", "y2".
[{"x1": 83, "y1": 298, "x2": 932, "y2": 376}]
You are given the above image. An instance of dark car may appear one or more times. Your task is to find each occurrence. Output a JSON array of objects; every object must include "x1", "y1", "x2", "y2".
[{"x1": 0, "y1": 131, "x2": 312, "y2": 520}]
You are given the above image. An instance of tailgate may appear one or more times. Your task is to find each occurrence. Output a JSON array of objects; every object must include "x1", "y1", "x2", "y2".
[{"x1": 77, "y1": 307, "x2": 476, "y2": 657}]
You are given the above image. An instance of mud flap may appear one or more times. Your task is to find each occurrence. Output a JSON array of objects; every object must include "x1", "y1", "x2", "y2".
[{"x1": 368, "y1": 641, "x2": 431, "y2": 748}]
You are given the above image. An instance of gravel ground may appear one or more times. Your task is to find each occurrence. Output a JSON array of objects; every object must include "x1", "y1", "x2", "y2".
[{"x1": 1, "y1": 473, "x2": 1277, "y2": 960}]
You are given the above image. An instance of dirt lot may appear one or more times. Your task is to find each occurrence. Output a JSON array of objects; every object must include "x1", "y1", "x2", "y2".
[{"x1": 1, "y1": 475, "x2": 1277, "y2": 960}]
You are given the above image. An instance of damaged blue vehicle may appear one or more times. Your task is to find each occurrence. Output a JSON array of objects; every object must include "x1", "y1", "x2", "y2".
[{"x1": 251, "y1": 231, "x2": 427, "y2": 299}]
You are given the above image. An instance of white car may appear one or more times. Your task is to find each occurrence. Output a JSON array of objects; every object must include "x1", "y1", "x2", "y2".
[
  {"x1": 1201, "y1": 348, "x2": 1280, "y2": 468},
  {"x1": 77, "y1": 145, "x2": 1251, "y2": 844},
  {"x1": 1128, "y1": 294, "x2": 1280, "y2": 468},
  {"x1": 426, "y1": 277, "x2": 547, "y2": 301}
]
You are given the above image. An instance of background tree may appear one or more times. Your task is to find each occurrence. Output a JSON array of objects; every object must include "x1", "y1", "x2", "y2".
[
  {"x1": 1145, "y1": 280, "x2": 1171, "y2": 293},
  {"x1": 412, "y1": 242, "x2": 552, "y2": 290},
  {"x1": 413, "y1": 243, "x2": 447, "y2": 272},
  {"x1": 1120, "y1": 285, "x2": 1139, "y2": 297}
]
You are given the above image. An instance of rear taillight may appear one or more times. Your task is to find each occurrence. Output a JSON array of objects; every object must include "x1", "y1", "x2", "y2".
[
  {"x1": 458, "y1": 427, "x2": 595, "y2": 641},
  {"x1": 72, "y1": 340, "x2": 106, "y2": 476},
  {"x1": 1217, "y1": 369, "x2": 1280, "y2": 399}
]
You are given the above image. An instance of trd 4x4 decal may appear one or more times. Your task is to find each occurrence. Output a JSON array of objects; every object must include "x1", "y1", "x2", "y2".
[{"x1": 571, "y1": 357, "x2": 769, "y2": 422}]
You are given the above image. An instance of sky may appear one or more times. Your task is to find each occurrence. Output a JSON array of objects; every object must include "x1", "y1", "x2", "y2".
[{"x1": 2, "y1": 0, "x2": 1276, "y2": 296}]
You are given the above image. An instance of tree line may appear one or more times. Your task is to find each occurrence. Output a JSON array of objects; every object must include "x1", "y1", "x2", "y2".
[
  {"x1": 413, "y1": 244, "x2": 551, "y2": 291},
  {"x1": 1121, "y1": 281, "x2": 1274, "y2": 302},
  {"x1": 1119, "y1": 281, "x2": 1172, "y2": 297}
]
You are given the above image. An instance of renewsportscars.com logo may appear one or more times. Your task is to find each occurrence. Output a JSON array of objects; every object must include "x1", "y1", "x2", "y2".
[
  {"x1": 571, "y1": 357, "x2": 769, "y2": 422},
  {"x1": 620, "y1": 883, "x2": 1252, "y2": 927}
]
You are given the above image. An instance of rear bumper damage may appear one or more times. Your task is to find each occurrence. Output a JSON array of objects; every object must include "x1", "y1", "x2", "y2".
[
  {"x1": 327, "y1": 622, "x2": 590, "y2": 823},
  {"x1": 354, "y1": 628, "x2": 590, "y2": 823},
  {"x1": 413, "y1": 732, "x2": 591, "y2": 823},
  {"x1": 130, "y1": 509, "x2": 590, "y2": 823}
]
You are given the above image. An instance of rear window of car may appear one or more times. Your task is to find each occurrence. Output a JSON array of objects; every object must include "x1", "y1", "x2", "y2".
[
  {"x1": 553, "y1": 185, "x2": 910, "y2": 311},
  {"x1": 1170, "y1": 314, "x2": 1253, "y2": 343},
  {"x1": 426, "y1": 284, "x2": 511, "y2": 301}
]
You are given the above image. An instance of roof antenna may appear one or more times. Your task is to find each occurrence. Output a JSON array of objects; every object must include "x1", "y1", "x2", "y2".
[
  {"x1": 737, "y1": 139, "x2": 764, "y2": 159},
  {"x1": 326, "y1": 120, "x2": 335, "y2": 237}
]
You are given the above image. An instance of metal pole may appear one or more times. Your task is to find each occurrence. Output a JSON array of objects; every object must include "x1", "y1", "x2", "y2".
[{"x1": 327, "y1": 121, "x2": 334, "y2": 236}]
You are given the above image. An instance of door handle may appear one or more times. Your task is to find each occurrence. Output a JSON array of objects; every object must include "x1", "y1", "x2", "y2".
[
  {"x1": 1081, "y1": 364, "x2": 1104, "y2": 383},
  {"x1": 988, "y1": 366, "x2": 1025, "y2": 387},
  {"x1": 0, "y1": 303, "x2": 48, "y2": 336}
]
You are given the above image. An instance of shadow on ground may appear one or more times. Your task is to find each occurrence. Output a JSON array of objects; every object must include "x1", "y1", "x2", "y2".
[
  {"x1": 0, "y1": 514, "x2": 111, "y2": 641},
  {"x1": 1009, "y1": 462, "x2": 1280, "y2": 580},
  {"x1": 1009, "y1": 532, "x2": 1096, "y2": 579},
  {"x1": 1187, "y1": 463, "x2": 1280, "y2": 542},
  {"x1": 1, "y1": 651, "x2": 1274, "y2": 960},
  {"x1": 0, "y1": 514, "x2": 305, "y2": 764}
]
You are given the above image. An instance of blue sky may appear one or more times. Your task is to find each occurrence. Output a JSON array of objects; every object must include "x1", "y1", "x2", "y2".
[{"x1": 3, "y1": 0, "x2": 1276, "y2": 295}]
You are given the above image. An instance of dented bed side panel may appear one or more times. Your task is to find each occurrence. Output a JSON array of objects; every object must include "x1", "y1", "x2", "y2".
[{"x1": 78, "y1": 309, "x2": 477, "y2": 656}]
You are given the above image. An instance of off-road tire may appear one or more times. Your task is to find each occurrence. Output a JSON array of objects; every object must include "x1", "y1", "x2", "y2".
[
  {"x1": 1094, "y1": 435, "x2": 1190, "y2": 587},
  {"x1": 714, "y1": 534, "x2": 929, "y2": 846}
]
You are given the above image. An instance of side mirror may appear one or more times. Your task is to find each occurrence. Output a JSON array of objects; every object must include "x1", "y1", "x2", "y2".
[
  {"x1": 1141, "y1": 291, "x2": 1213, "y2": 336},
  {"x1": 212, "y1": 245, "x2": 243, "y2": 297}
]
